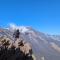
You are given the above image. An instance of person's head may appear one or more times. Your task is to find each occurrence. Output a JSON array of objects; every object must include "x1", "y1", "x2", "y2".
[{"x1": 16, "y1": 29, "x2": 19, "y2": 32}]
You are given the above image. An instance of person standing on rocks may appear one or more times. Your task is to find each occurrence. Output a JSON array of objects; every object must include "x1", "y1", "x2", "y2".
[{"x1": 13, "y1": 29, "x2": 20, "y2": 42}]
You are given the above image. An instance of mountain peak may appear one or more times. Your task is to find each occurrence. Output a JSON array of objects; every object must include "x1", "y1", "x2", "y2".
[{"x1": 8, "y1": 24, "x2": 33, "y2": 33}]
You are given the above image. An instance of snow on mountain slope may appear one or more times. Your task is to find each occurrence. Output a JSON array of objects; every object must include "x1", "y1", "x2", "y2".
[
  {"x1": 0, "y1": 25, "x2": 60, "y2": 60},
  {"x1": 9, "y1": 23, "x2": 31, "y2": 33}
]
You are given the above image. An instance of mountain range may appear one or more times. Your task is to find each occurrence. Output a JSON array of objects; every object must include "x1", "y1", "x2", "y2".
[{"x1": 0, "y1": 26, "x2": 60, "y2": 60}]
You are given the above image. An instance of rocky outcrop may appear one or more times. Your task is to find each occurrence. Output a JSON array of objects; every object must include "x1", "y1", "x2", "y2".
[{"x1": 0, "y1": 37, "x2": 34, "y2": 60}]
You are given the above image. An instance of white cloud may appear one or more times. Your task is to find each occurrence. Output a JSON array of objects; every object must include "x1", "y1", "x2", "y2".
[{"x1": 9, "y1": 23, "x2": 29, "y2": 33}]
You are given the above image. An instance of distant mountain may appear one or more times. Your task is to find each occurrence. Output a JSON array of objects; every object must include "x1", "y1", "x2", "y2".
[{"x1": 0, "y1": 26, "x2": 60, "y2": 60}]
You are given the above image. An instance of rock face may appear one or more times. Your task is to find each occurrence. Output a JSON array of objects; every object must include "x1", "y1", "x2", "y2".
[{"x1": 0, "y1": 37, "x2": 33, "y2": 60}]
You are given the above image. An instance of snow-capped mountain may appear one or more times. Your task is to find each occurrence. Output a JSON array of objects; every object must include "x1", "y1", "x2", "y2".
[{"x1": 0, "y1": 25, "x2": 60, "y2": 60}]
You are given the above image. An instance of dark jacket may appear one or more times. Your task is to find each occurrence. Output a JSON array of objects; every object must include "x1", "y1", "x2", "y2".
[{"x1": 13, "y1": 29, "x2": 20, "y2": 38}]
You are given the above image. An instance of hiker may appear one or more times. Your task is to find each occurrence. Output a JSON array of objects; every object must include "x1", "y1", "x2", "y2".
[{"x1": 13, "y1": 29, "x2": 20, "y2": 42}]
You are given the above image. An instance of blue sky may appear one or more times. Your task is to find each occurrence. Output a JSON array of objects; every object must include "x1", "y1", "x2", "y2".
[{"x1": 0, "y1": 0, "x2": 60, "y2": 35}]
